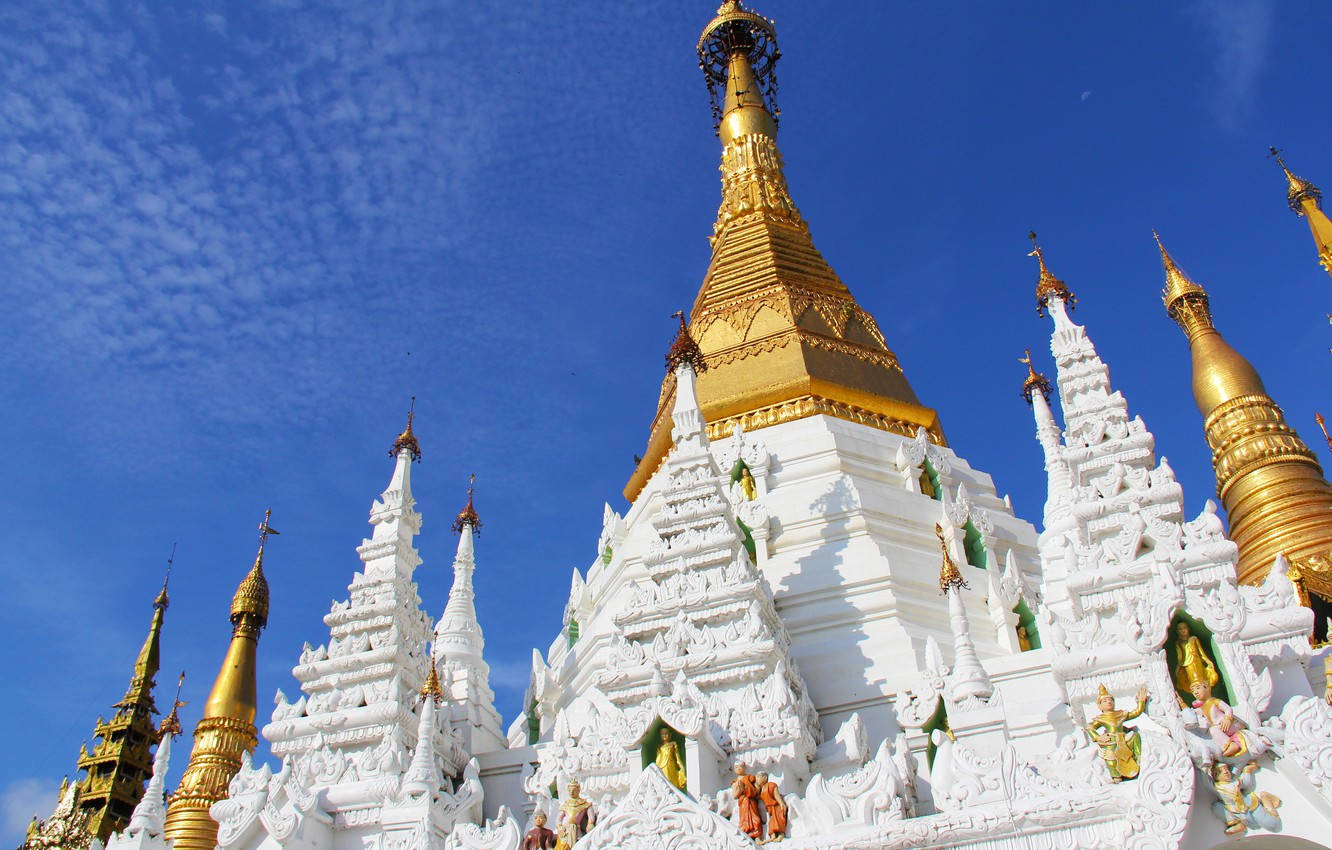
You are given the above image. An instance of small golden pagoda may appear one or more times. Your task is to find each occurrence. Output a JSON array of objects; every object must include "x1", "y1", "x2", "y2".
[
  {"x1": 626, "y1": 0, "x2": 942, "y2": 500},
  {"x1": 163, "y1": 512, "x2": 274, "y2": 850},
  {"x1": 65, "y1": 574, "x2": 171, "y2": 842},
  {"x1": 1270, "y1": 148, "x2": 1332, "y2": 279},
  {"x1": 1158, "y1": 234, "x2": 1332, "y2": 609}
]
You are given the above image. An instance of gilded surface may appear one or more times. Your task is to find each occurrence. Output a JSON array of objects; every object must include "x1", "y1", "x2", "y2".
[
  {"x1": 1159, "y1": 239, "x2": 1332, "y2": 590},
  {"x1": 163, "y1": 715, "x2": 258, "y2": 850},
  {"x1": 68, "y1": 584, "x2": 169, "y2": 841},
  {"x1": 164, "y1": 522, "x2": 270, "y2": 850},
  {"x1": 624, "y1": 33, "x2": 940, "y2": 501}
]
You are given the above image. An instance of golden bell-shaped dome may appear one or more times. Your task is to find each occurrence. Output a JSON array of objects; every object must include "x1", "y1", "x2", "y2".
[{"x1": 230, "y1": 556, "x2": 269, "y2": 626}]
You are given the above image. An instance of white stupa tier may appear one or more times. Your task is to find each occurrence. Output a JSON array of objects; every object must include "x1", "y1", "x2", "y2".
[
  {"x1": 208, "y1": 444, "x2": 520, "y2": 850},
  {"x1": 96, "y1": 306, "x2": 1332, "y2": 850}
]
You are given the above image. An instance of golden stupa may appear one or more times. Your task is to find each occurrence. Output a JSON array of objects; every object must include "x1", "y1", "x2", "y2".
[
  {"x1": 1158, "y1": 234, "x2": 1332, "y2": 604},
  {"x1": 626, "y1": 0, "x2": 941, "y2": 500}
]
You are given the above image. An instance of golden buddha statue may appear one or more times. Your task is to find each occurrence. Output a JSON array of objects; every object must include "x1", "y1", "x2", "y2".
[
  {"x1": 1087, "y1": 684, "x2": 1149, "y2": 782},
  {"x1": 1172, "y1": 621, "x2": 1219, "y2": 701},
  {"x1": 654, "y1": 727, "x2": 687, "y2": 790}
]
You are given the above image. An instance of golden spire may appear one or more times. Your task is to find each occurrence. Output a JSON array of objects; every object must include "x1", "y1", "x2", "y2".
[
  {"x1": 1158, "y1": 239, "x2": 1332, "y2": 597},
  {"x1": 936, "y1": 523, "x2": 967, "y2": 593},
  {"x1": 1155, "y1": 232, "x2": 1267, "y2": 411},
  {"x1": 1318, "y1": 413, "x2": 1332, "y2": 454},
  {"x1": 392, "y1": 396, "x2": 421, "y2": 461},
  {"x1": 626, "y1": 2, "x2": 941, "y2": 500},
  {"x1": 1019, "y1": 349, "x2": 1051, "y2": 405},
  {"x1": 1270, "y1": 147, "x2": 1332, "y2": 278},
  {"x1": 164, "y1": 511, "x2": 274, "y2": 850},
  {"x1": 1028, "y1": 231, "x2": 1075, "y2": 316},
  {"x1": 67, "y1": 560, "x2": 175, "y2": 842}
]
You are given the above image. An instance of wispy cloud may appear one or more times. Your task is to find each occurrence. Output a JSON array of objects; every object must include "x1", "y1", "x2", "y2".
[
  {"x1": 1191, "y1": 0, "x2": 1275, "y2": 129},
  {"x1": 1, "y1": 778, "x2": 57, "y2": 846},
  {"x1": 0, "y1": 0, "x2": 519, "y2": 469}
]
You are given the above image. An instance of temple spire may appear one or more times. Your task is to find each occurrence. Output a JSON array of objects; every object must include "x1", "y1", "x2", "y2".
[
  {"x1": 1270, "y1": 147, "x2": 1332, "y2": 278},
  {"x1": 1157, "y1": 237, "x2": 1332, "y2": 594},
  {"x1": 434, "y1": 481, "x2": 506, "y2": 755},
  {"x1": 935, "y1": 524, "x2": 992, "y2": 702},
  {"x1": 164, "y1": 511, "x2": 274, "y2": 850},
  {"x1": 400, "y1": 647, "x2": 445, "y2": 799},
  {"x1": 65, "y1": 553, "x2": 175, "y2": 842}
]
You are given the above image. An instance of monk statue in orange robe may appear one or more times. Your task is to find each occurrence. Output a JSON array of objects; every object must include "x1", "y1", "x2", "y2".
[
  {"x1": 731, "y1": 762, "x2": 762, "y2": 840},
  {"x1": 756, "y1": 772, "x2": 787, "y2": 843}
]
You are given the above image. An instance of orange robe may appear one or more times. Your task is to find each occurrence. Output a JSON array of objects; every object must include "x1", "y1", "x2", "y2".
[
  {"x1": 760, "y1": 781, "x2": 787, "y2": 837},
  {"x1": 732, "y1": 774, "x2": 761, "y2": 838}
]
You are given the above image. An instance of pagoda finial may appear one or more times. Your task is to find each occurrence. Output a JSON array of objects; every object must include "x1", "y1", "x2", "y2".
[
  {"x1": 1028, "y1": 231, "x2": 1074, "y2": 317},
  {"x1": 231, "y1": 510, "x2": 274, "y2": 627},
  {"x1": 697, "y1": 0, "x2": 779, "y2": 138},
  {"x1": 1155, "y1": 231, "x2": 1215, "y2": 340},
  {"x1": 159, "y1": 672, "x2": 186, "y2": 739},
  {"x1": 1019, "y1": 349, "x2": 1052, "y2": 406},
  {"x1": 392, "y1": 396, "x2": 421, "y2": 461},
  {"x1": 1317, "y1": 413, "x2": 1332, "y2": 454},
  {"x1": 452, "y1": 474, "x2": 481, "y2": 535},
  {"x1": 666, "y1": 311, "x2": 707, "y2": 374},
  {"x1": 155, "y1": 543, "x2": 175, "y2": 609},
  {"x1": 936, "y1": 523, "x2": 968, "y2": 593},
  {"x1": 1269, "y1": 147, "x2": 1332, "y2": 278},
  {"x1": 1270, "y1": 146, "x2": 1324, "y2": 214}
]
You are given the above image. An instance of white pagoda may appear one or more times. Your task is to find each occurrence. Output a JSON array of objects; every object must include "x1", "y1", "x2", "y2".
[{"x1": 87, "y1": 2, "x2": 1332, "y2": 849}]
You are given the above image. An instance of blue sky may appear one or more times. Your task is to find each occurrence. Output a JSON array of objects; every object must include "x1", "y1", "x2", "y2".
[{"x1": 1, "y1": 0, "x2": 1329, "y2": 840}]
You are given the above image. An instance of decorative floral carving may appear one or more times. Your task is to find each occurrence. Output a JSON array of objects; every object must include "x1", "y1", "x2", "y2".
[{"x1": 577, "y1": 766, "x2": 753, "y2": 850}]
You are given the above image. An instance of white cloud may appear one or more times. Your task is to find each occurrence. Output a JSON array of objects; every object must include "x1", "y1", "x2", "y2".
[
  {"x1": 1192, "y1": 0, "x2": 1275, "y2": 129},
  {"x1": 0, "y1": 0, "x2": 520, "y2": 469},
  {"x1": 1, "y1": 778, "x2": 57, "y2": 845}
]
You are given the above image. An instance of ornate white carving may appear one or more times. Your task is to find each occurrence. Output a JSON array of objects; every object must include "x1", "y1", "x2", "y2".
[
  {"x1": 578, "y1": 766, "x2": 752, "y2": 850},
  {"x1": 440, "y1": 807, "x2": 521, "y2": 850},
  {"x1": 796, "y1": 737, "x2": 909, "y2": 833},
  {"x1": 1278, "y1": 695, "x2": 1332, "y2": 805}
]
